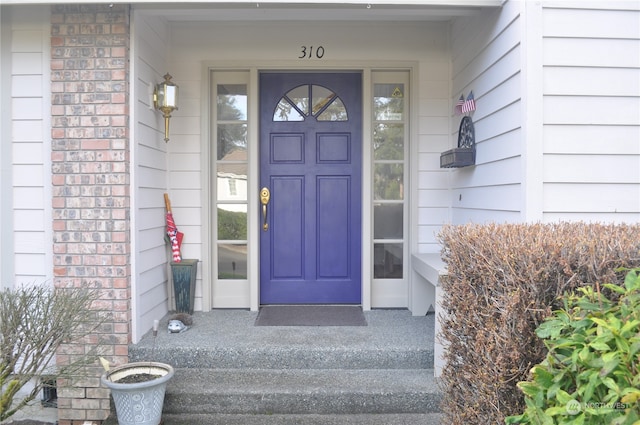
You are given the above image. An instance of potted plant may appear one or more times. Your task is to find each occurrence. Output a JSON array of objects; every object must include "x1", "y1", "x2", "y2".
[
  {"x1": 100, "y1": 322, "x2": 174, "y2": 425},
  {"x1": 101, "y1": 362, "x2": 174, "y2": 425}
]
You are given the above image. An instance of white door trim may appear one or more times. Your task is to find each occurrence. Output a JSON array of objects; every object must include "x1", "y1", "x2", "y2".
[{"x1": 201, "y1": 61, "x2": 417, "y2": 312}]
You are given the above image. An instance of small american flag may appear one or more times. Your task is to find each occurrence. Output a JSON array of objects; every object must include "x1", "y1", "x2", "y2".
[
  {"x1": 454, "y1": 94, "x2": 465, "y2": 115},
  {"x1": 461, "y1": 91, "x2": 476, "y2": 114}
]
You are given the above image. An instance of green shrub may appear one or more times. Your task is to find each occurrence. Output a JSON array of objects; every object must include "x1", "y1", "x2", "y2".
[
  {"x1": 438, "y1": 222, "x2": 640, "y2": 424},
  {"x1": 506, "y1": 268, "x2": 640, "y2": 425}
]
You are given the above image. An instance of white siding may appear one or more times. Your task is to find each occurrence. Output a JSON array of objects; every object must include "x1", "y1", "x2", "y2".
[
  {"x1": 1, "y1": 6, "x2": 11, "y2": 288},
  {"x1": 132, "y1": 12, "x2": 174, "y2": 342},
  {"x1": 447, "y1": 1, "x2": 640, "y2": 225},
  {"x1": 448, "y1": 1, "x2": 525, "y2": 225},
  {"x1": 2, "y1": 5, "x2": 52, "y2": 287},
  {"x1": 540, "y1": 3, "x2": 640, "y2": 222},
  {"x1": 417, "y1": 42, "x2": 452, "y2": 253},
  {"x1": 164, "y1": 22, "x2": 204, "y2": 312}
]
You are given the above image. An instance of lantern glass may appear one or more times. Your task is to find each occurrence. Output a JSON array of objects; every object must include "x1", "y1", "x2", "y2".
[
  {"x1": 164, "y1": 85, "x2": 178, "y2": 109},
  {"x1": 155, "y1": 84, "x2": 164, "y2": 107}
]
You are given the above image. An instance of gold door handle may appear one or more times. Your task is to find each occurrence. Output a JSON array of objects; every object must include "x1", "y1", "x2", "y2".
[{"x1": 260, "y1": 187, "x2": 270, "y2": 231}]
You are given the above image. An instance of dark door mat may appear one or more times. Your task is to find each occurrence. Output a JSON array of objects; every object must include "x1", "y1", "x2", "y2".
[{"x1": 255, "y1": 305, "x2": 367, "y2": 326}]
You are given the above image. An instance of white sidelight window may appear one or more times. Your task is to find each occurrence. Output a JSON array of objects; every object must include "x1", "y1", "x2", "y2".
[
  {"x1": 371, "y1": 71, "x2": 410, "y2": 307},
  {"x1": 211, "y1": 71, "x2": 251, "y2": 307}
]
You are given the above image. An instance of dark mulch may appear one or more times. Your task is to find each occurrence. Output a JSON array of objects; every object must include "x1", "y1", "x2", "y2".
[{"x1": 114, "y1": 373, "x2": 160, "y2": 384}]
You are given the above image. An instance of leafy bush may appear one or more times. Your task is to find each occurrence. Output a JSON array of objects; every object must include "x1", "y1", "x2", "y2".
[
  {"x1": 506, "y1": 268, "x2": 640, "y2": 425},
  {"x1": 0, "y1": 285, "x2": 103, "y2": 421},
  {"x1": 438, "y1": 222, "x2": 640, "y2": 424}
]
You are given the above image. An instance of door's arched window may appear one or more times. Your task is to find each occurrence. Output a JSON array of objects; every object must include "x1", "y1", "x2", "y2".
[{"x1": 273, "y1": 84, "x2": 348, "y2": 122}]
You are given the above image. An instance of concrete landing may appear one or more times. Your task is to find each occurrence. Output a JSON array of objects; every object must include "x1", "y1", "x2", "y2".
[{"x1": 131, "y1": 309, "x2": 436, "y2": 370}]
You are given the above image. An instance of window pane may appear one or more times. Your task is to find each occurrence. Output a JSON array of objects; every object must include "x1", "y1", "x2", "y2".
[
  {"x1": 317, "y1": 97, "x2": 348, "y2": 121},
  {"x1": 373, "y1": 123, "x2": 404, "y2": 160},
  {"x1": 218, "y1": 243, "x2": 247, "y2": 279},
  {"x1": 374, "y1": 164, "x2": 404, "y2": 200},
  {"x1": 286, "y1": 85, "x2": 309, "y2": 116},
  {"x1": 217, "y1": 206, "x2": 247, "y2": 240},
  {"x1": 274, "y1": 98, "x2": 305, "y2": 121},
  {"x1": 217, "y1": 124, "x2": 247, "y2": 160},
  {"x1": 217, "y1": 84, "x2": 247, "y2": 120},
  {"x1": 374, "y1": 243, "x2": 403, "y2": 279},
  {"x1": 217, "y1": 164, "x2": 247, "y2": 202},
  {"x1": 374, "y1": 204, "x2": 403, "y2": 239},
  {"x1": 374, "y1": 84, "x2": 404, "y2": 121},
  {"x1": 311, "y1": 85, "x2": 336, "y2": 115}
]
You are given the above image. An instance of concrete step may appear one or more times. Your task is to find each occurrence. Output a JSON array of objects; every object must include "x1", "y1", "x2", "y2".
[
  {"x1": 131, "y1": 344, "x2": 433, "y2": 370},
  {"x1": 163, "y1": 368, "x2": 442, "y2": 415},
  {"x1": 158, "y1": 413, "x2": 443, "y2": 424}
]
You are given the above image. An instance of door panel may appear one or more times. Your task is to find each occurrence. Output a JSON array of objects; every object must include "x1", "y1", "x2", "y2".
[
  {"x1": 271, "y1": 176, "x2": 304, "y2": 279},
  {"x1": 317, "y1": 176, "x2": 350, "y2": 278},
  {"x1": 260, "y1": 72, "x2": 362, "y2": 304}
]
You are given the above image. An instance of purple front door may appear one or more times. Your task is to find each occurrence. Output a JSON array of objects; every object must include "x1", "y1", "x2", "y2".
[{"x1": 259, "y1": 72, "x2": 362, "y2": 304}]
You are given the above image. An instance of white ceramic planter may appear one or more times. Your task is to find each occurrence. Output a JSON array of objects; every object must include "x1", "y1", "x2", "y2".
[{"x1": 101, "y1": 362, "x2": 174, "y2": 425}]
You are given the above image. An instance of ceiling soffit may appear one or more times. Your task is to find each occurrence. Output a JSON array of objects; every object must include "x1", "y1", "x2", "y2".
[{"x1": 132, "y1": 1, "x2": 503, "y2": 22}]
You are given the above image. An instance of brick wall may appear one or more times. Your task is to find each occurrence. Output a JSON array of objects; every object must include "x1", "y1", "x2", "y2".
[{"x1": 51, "y1": 4, "x2": 130, "y2": 424}]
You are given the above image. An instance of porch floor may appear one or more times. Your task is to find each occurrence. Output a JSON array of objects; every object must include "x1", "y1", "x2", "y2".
[{"x1": 130, "y1": 308, "x2": 436, "y2": 369}]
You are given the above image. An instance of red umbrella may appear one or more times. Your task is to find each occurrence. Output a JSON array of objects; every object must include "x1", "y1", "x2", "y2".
[{"x1": 164, "y1": 193, "x2": 184, "y2": 262}]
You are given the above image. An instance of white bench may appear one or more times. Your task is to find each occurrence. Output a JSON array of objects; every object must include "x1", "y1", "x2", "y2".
[{"x1": 410, "y1": 253, "x2": 447, "y2": 377}]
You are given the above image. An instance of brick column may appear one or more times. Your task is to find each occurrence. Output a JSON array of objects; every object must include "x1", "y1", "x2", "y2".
[{"x1": 51, "y1": 5, "x2": 130, "y2": 424}]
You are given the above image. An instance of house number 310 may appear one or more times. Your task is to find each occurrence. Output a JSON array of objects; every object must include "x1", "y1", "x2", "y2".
[{"x1": 299, "y1": 46, "x2": 325, "y2": 59}]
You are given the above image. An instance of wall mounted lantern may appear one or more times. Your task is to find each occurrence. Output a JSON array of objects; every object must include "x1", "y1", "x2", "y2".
[{"x1": 153, "y1": 73, "x2": 179, "y2": 142}]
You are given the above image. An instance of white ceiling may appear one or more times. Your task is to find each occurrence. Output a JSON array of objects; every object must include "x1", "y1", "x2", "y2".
[
  {"x1": 133, "y1": 1, "x2": 503, "y2": 22},
  {"x1": 0, "y1": 0, "x2": 503, "y2": 21}
]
